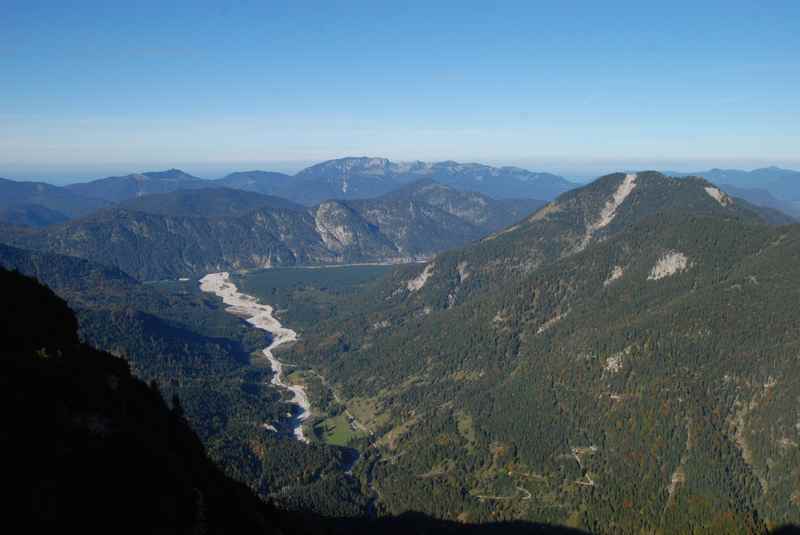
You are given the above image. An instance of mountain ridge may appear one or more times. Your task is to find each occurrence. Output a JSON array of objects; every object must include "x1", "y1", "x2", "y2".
[
  {"x1": 58, "y1": 157, "x2": 575, "y2": 206},
  {"x1": 0, "y1": 180, "x2": 543, "y2": 280},
  {"x1": 287, "y1": 157, "x2": 576, "y2": 204},
  {"x1": 277, "y1": 171, "x2": 800, "y2": 531},
  {"x1": 0, "y1": 176, "x2": 112, "y2": 226},
  {"x1": 669, "y1": 166, "x2": 800, "y2": 204},
  {"x1": 65, "y1": 168, "x2": 209, "y2": 202}
]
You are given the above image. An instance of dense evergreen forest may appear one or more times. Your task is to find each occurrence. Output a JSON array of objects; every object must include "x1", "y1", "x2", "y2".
[
  {"x1": 0, "y1": 266, "x2": 596, "y2": 534},
  {"x1": 5, "y1": 170, "x2": 800, "y2": 533},
  {"x1": 275, "y1": 173, "x2": 800, "y2": 533},
  {"x1": 0, "y1": 244, "x2": 373, "y2": 517}
]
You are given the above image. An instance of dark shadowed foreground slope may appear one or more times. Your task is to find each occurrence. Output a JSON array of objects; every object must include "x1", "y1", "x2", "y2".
[{"x1": 0, "y1": 267, "x2": 279, "y2": 534}]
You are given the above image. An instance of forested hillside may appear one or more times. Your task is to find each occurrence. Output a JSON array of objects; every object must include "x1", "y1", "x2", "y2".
[
  {"x1": 0, "y1": 181, "x2": 542, "y2": 280},
  {"x1": 0, "y1": 244, "x2": 372, "y2": 517},
  {"x1": 367, "y1": 172, "x2": 786, "y2": 312},
  {"x1": 276, "y1": 173, "x2": 800, "y2": 532},
  {"x1": 0, "y1": 265, "x2": 590, "y2": 534},
  {"x1": 119, "y1": 187, "x2": 306, "y2": 216}
]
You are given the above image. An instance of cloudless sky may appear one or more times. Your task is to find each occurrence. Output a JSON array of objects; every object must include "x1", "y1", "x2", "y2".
[{"x1": 1, "y1": 0, "x2": 798, "y2": 181}]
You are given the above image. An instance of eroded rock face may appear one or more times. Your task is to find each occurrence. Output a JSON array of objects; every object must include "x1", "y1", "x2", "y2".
[
  {"x1": 314, "y1": 202, "x2": 357, "y2": 250},
  {"x1": 604, "y1": 265, "x2": 624, "y2": 286},
  {"x1": 580, "y1": 173, "x2": 637, "y2": 249},
  {"x1": 457, "y1": 261, "x2": 470, "y2": 283},
  {"x1": 407, "y1": 263, "x2": 435, "y2": 291},
  {"x1": 648, "y1": 251, "x2": 690, "y2": 280},
  {"x1": 704, "y1": 186, "x2": 733, "y2": 207}
]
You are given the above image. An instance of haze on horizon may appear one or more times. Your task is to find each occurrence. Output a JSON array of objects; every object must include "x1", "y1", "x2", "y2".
[{"x1": 2, "y1": 0, "x2": 798, "y2": 183}]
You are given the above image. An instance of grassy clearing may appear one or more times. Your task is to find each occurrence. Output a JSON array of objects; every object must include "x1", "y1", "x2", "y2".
[{"x1": 315, "y1": 412, "x2": 365, "y2": 447}]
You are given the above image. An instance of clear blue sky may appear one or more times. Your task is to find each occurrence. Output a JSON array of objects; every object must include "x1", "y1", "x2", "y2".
[{"x1": 1, "y1": 0, "x2": 798, "y2": 181}]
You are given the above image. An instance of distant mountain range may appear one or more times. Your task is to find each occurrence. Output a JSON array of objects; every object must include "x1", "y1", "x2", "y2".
[
  {"x1": 0, "y1": 158, "x2": 574, "y2": 228},
  {"x1": 283, "y1": 157, "x2": 575, "y2": 205},
  {"x1": 214, "y1": 170, "x2": 294, "y2": 197},
  {"x1": 62, "y1": 157, "x2": 576, "y2": 205},
  {"x1": 0, "y1": 180, "x2": 544, "y2": 280},
  {"x1": 668, "y1": 167, "x2": 800, "y2": 215},
  {"x1": 672, "y1": 166, "x2": 800, "y2": 194},
  {"x1": 0, "y1": 176, "x2": 112, "y2": 226},
  {"x1": 65, "y1": 168, "x2": 208, "y2": 202},
  {"x1": 4, "y1": 160, "x2": 799, "y2": 229}
]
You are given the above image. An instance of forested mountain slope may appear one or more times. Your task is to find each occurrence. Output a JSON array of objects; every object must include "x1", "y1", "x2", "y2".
[
  {"x1": 215, "y1": 170, "x2": 293, "y2": 196},
  {"x1": 0, "y1": 181, "x2": 541, "y2": 280},
  {"x1": 0, "y1": 265, "x2": 591, "y2": 535},
  {"x1": 0, "y1": 203, "x2": 71, "y2": 227},
  {"x1": 281, "y1": 173, "x2": 800, "y2": 532},
  {"x1": 0, "y1": 242, "x2": 378, "y2": 517},
  {"x1": 0, "y1": 204, "x2": 395, "y2": 280},
  {"x1": 372, "y1": 172, "x2": 785, "y2": 311},
  {"x1": 0, "y1": 243, "x2": 260, "y2": 377},
  {"x1": 379, "y1": 179, "x2": 545, "y2": 229},
  {"x1": 119, "y1": 187, "x2": 305, "y2": 217}
]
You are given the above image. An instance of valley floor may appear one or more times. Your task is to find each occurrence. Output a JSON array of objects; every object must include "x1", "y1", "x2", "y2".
[{"x1": 200, "y1": 272, "x2": 311, "y2": 442}]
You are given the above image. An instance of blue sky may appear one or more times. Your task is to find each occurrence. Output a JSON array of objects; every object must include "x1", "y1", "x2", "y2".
[{"x1": 1, "y1": 0, "x2": 798, "y2": 181}]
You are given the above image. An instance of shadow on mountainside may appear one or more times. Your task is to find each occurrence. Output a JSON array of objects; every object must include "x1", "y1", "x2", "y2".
[{"x1": 279, "y1": 510, "x2": 588, "y2": 534}]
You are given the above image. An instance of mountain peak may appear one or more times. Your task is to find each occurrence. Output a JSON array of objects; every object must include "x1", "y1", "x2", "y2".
[
  {"x1": 65, "y1": 169, "x2": 207, "y2": 202},
  {"x1": 140, "y1": 168, "x2": 198, "y2": 181},
  {"x1": 502, "y1": 170, "x2": 772, "y2": 252}
]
